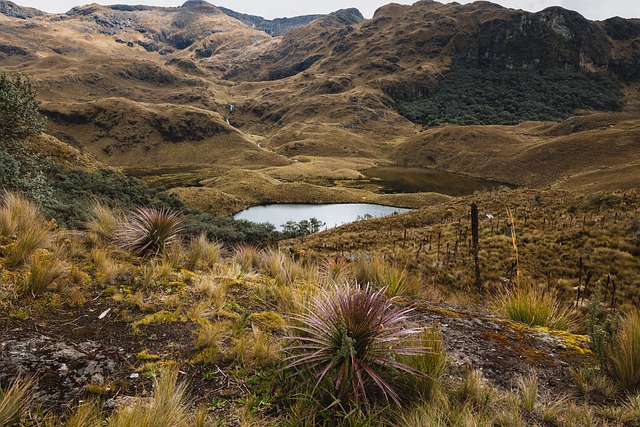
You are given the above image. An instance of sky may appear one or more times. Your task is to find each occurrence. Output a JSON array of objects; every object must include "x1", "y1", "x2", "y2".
[{"x1": 14, "y1": 0, "x2": 639, "y2": 21}]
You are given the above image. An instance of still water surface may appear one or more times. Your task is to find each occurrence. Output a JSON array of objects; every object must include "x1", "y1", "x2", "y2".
[{"x1": 234, "y1": 203, "x2": 410, "y2": 231}]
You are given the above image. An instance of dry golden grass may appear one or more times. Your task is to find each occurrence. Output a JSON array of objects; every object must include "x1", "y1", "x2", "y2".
[
  {"x1": 0, "y1": 376, "x2": 33, "y2": 426},
  {"x1": 27, "y1": 251, "x2": 66, "y2": 296},
  {"x1": 85, "y1": 202, "x2": 123, "y2": 244},
  {"x1": 0, "y1": 191, "x2": 55, "y2": 268}
]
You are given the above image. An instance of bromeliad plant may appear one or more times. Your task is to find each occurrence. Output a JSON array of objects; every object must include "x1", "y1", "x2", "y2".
[
  {"x1": 115, "y1": 207, "x2": 183, "y2": 257},
  {"x1": 283, "y1": 283, "x2": 428, "y2": 409}
]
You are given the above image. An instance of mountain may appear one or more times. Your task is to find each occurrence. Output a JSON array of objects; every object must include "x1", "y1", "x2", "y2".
[{"x1": 0, "y1": 0, "x2": 639, "y2": 212}]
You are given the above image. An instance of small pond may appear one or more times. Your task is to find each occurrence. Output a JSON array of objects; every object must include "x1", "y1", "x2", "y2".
[
  {"x1": 360, "y1": 167, "x2": 511, "y2": 196},
  {"x1": 233, "y1": 203, "x2": 411, "y2": 231}
]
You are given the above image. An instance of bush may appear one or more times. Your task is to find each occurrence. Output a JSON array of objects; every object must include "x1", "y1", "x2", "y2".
[
  {"x1": 284, "y1": 283, "x2": 427, "y2": 409},
  {"x1": 0, "y1": 71, "x2": 44, "y2": 142}
]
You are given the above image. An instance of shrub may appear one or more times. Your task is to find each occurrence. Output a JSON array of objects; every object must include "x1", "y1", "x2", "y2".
[
  {"x1": 0, "y1": 71, "x2": 44, "y2": 142},
  {"x1": 284, "y1": 283, "x2": 427, "y2": 409},
  {"x1": 609, "y1": 310, "x2": 640, "y2": 391},
  {"x1": 115, "y1": 207, "x2": 183, "y2": 257}
]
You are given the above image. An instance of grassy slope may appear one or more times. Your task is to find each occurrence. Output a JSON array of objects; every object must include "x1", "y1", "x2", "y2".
[{"x1": 286, "y1": 188, "x2": 640, "y2": 308}]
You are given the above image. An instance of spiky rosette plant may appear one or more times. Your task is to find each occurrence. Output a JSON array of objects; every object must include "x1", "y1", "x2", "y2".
[
  {"x1": 284, "y1": 283, "x2": 427, "y2": 409},
  {"x1": 115, "y1": 207, "x2": 183, "y2": 257}
]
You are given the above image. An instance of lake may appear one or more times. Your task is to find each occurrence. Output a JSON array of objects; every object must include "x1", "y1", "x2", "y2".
[{"x1": 233, "y1": 203, "x2": 411, "y2": 231}]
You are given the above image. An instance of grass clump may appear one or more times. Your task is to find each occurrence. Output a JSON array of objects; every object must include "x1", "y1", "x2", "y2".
[
  {"x1": 106, "y1": 368, "x2": 190, "y2": 427},
  {"x1": 494, "y1": 284, "x2": 578, "y2": 331},
  {"x1": 0, "y1": 190, "x2": 54, "y2": 268},
  {"x1": 609, "y1": 310, "x2": 640, "y2": 391},
  {"x1": 283, "y1": 283, "x2": 427, "y2": 410},
  {"x1": 183, "y1": 233, "x2": 222, "y2": 271},
  {"x1": 85, "y1": 201, "x2": 122, "y2": 244},
  {"x1": 398, "y1": 325, "x2": 447, "y2": 401},
  {"x1": 27, "y1": 251, "x2": 65, "y2": 296},
  {"x1": 0, "y1": 376, "x2": 33, "y2": 426}
]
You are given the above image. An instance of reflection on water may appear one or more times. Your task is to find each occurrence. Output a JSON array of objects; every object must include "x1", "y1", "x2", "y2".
[
  {"x1": 361, "y1": 167, "x2": 510, "y2": 196},
  {"x1": 233, "y1": 203, "x2": 411, "y2": 231}
]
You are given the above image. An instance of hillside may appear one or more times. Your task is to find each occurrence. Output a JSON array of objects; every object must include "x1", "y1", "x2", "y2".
[{"x1": 1, "y1": 0, "x2": 639, "y2": 208}]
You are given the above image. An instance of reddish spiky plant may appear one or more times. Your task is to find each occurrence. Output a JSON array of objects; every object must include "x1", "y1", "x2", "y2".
[
  {"x1": 115, "y1": 207, "x2": 182, "y2": 257},
  {"x1": 284, "y1": 283, "x2": 427, "y2": 408}
]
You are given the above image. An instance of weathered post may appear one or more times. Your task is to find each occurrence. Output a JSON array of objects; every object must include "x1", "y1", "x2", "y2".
[{"x1": 471, "y1": 203, "x2": 483, "y2": 293}]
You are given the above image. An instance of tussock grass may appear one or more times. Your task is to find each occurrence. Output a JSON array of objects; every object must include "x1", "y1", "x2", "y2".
[
  {"x1": 622, "y1": 393, "x2": 640, "y2": 424},
  {"x1": 232, "y1": 244, "x2": 262, "y2": 273},
  {"x1": 65, "y1": 400, "x2": 103, "y2": 427},
  {"x1": 85, "y1": 201, "x2": 122, "y2": 244},
  {"x1": 375, "y1": 263, "x2": 421, "y2": 298},
  {"x1": 184, "y1": 233, "x2": 222, "y2": 271},
  {"x1": 27, "y1": 251, "x2": 65, "y2": 296},
  {"x1": 0, "y1": 191, "x2": 54, "y2": 268},
  {"x1": 107, "y1": 368, "x2": 189, "y2": 427},
  {"x1": 196, "y1": 320, "x2": 234, "y2": 350},
  {"x1": 0, "y1": 376, "x2": 33, "y2": 426},
  {"x1": 91, "y1": 247, "x2": 128, "y2": 284},
  {"x1": 261, "y1": 247, "x2": 306, "y2": 286},
  {"x1": 319, "y1": 257, "x2": 352, "y2": 285},
  {"x1": 516, "y1": 372, "x2": 538, "y2": 413},
  {"x1": 609, "y1": 310, "x2": 640, "y2": 391},
  {"x1": 493, "y1": 284, "x2": 578, "y2": 331},
  {"x1": 232, "y1": 325, "x2": 280, "y2": 370},
  {"x1": 196, "y1": 275, "x2": 227, "y2": 312},
  {"x1": 398, "y1": 326, "x2": 447, "y2": 401}
]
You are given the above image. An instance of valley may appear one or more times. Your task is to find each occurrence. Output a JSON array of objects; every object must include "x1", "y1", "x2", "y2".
[{"x1": 1, "y1": 0, "x2": 640, "y2": 425}]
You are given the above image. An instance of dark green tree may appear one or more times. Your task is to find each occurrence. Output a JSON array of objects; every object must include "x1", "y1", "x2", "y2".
[{"x1": 0, "y1": 70, "x2": 45, "y2": 142}]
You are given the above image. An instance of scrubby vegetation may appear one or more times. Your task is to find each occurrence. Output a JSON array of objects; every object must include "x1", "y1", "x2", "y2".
[{"x1": 398, "y1": 66, "x2": 623, "y2": 126}]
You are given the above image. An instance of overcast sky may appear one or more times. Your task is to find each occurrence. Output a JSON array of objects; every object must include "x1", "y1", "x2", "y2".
[{"x1": 14, "y1": 0, "x2": 639, "y2": 21}]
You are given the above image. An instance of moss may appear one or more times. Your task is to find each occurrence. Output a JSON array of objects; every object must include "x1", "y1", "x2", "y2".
[
  {"x1": 132, "y1": 309, "x2": 180, "y2": 334},
  {"x1": 136, "y1": 361, "x2": 177, "y2": 377},
  {"x1": 248, "y1": 311, "x2": 286, "y2": 333},
  {"x1": 137, "y1": 349, "x2": 163, "y2": 361},
  {"x1": 85, "y1": 384, "x2": 110, "y2": 395},
  {"x1": 534, "y1": 326, "x2": 592, "y2": 356}
]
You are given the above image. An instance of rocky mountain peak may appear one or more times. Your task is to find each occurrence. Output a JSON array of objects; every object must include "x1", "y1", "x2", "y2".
[
  {"x1": 181, "y1": 0, "x2": 220, "y2": 13},
  {"x1": 0, "y1": 0, "x2": 44, "y2": 19},
  {"x1": 327, "y1": 8, "x2": 365, "y2": 25}
]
